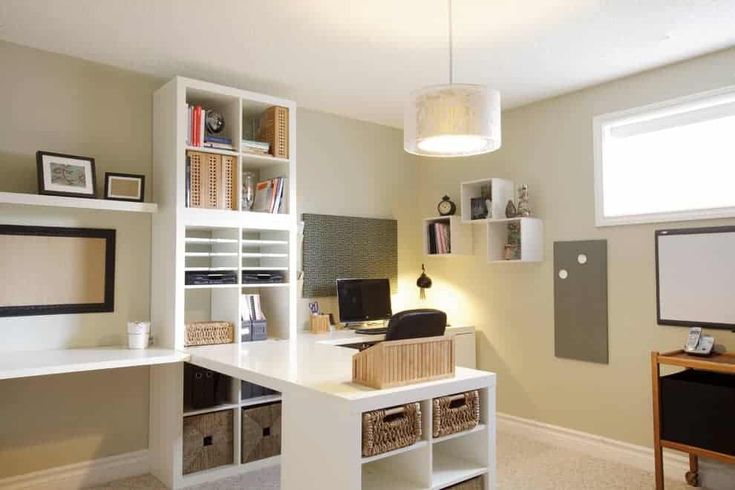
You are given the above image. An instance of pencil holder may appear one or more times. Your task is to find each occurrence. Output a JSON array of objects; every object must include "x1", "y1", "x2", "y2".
[{"x1": 309, "y1": 314, "x2": 330, "y2": 333}]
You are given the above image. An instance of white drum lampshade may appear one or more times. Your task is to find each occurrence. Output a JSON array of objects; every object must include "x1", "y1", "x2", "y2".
[{"x1": 404, "y1": 84, "x2": 501, "y2": 157}]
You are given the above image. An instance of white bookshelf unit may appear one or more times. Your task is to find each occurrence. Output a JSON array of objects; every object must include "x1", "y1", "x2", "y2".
[
  {"x1": 149, "y1": 77, "x2": 296, "y2": 488},
  {"x1": 486, "y1": 217, "x2": 543, "y2": 263},
  {"x1": 459, "y1": 178, "x2": 514, "y2": 224},
  {"x1": 423, "y1": 216, "x2": 472, "y2": 256}
]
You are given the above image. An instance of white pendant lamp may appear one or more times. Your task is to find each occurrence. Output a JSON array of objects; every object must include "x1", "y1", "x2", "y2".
[{"x1": 404, "y1": 0, "x2": 501, "y2": 157}]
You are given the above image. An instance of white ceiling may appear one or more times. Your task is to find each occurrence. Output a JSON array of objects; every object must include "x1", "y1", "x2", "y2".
[{"x1": 1, "y1": 0, "x2": 735, "y2": 128}]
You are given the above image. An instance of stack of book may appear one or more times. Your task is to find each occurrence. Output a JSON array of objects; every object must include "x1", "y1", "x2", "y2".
[
  {"x1": 187, "y1": 105, "x2": 205, "y2": 147},
  {"x1": 186, "y1": 105, "x2": 234, "y2": 150},
  {"x1": 241, "y1": 139, "x2": 270, "y2": 155},
  {"x1": 428, "y1": 221, "x2": 451, "y2": 254},
  {"x1": 203, "y1": 135, "x2": 233, "y2": 151},
  {"x1": 252, "y1": 177, "x2": 286, "y2": 213}
]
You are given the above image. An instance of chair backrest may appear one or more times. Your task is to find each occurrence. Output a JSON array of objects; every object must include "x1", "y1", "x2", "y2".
[{"x1": 384, "y1": 309, "x2": 447, "y2": 341}]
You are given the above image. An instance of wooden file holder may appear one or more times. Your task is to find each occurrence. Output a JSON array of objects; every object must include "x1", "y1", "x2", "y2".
[{"x1": 352, "y1": 336, "x2": 455, "y2": 389}]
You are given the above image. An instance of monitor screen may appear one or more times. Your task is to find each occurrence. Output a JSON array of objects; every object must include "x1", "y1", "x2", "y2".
[
  {"x1": 656, "y1": 226, "x2": 735, "y2": 329},
  {"x1": 336, "y1": 278, "x2": 392, "y2": 324}
]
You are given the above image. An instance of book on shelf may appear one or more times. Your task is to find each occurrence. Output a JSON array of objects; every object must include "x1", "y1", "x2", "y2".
[
  {"x1": 428, "y1": 221, "x2": 451, "y2": 254},
  {"x1": 252, "y1": 176, "x2": 286, "y2": 213},
  {"x1": 241, "y1": 139, "x2": 270, "y2": 155},
  {"x1": 187, "y1": 105, "x2": 233, "y2": 149}
]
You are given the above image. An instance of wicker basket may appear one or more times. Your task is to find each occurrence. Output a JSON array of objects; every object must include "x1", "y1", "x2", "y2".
[
  {"x1": 362, "y1": 402, "x2": 422, "y2": 457},
  {"x1": 184, "y1": 321, "x2": 235, "y2": 347},
  {"x1": 241, "y1": 402, "x2": 282, "y2": 463},
  {"x1": 432, "y1": 390, "x2": 480, "y2": 438},
  {"x1": 182, "y1": 410, "x2": 233, "y2": 475},
  {"x1": 446, "y1": 476, "x2": 483, "y2": 489},
  {"x1": 257, "y1": 106, "x2": 289, "y2": 158}
]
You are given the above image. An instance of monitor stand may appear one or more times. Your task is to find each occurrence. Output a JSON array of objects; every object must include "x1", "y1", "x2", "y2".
[{"x1": 346, "y1": 320, "x2": 388, "y2": 335}]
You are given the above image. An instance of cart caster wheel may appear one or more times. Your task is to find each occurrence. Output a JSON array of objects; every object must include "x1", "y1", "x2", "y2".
[{"x1": 685, "y1": 471, "x2": 700, "y2": 487}]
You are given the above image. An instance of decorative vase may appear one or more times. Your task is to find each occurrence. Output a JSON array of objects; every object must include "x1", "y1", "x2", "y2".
[
  {"x1": 517, "y1": 184, "x2": 531, "y2": 217},
  {"x1": 505, "y1": 199, "x2": 517, "y2": 218},
  {"x1": 242, "y1": 172, "x2": 255, "y2": 211}
]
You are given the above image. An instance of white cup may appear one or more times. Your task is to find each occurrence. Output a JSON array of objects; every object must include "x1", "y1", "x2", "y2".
[
  {"x1": 127, "y1": 321, "x2": 151, "y2": 335},
  {"x1": 128, "y1": 333, "x2": 149, "y2": 349}
]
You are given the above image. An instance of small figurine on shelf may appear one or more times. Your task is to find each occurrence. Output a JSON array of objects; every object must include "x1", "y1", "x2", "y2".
[
  {"x1": 504, "y1": 220, "x2": 521, "y2": 260},
  {"x1": 517, "y1": 184, "x2": 531, "y2": 217},
  {"x1": 505, "y1": 199, "x2": 517, "y2": 218}
]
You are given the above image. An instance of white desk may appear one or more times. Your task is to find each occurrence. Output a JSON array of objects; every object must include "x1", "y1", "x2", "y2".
[
  {"x1": 0, "y1": 347, "x2": 187, "y2": 380},
  {"x1": 185, "y1": 331, "x2": 496, "y2": 490}
]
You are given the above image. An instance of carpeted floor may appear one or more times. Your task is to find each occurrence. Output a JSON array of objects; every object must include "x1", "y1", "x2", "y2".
[{"x1": 87, "y1": 430, "x2": 690, "y2": 489}]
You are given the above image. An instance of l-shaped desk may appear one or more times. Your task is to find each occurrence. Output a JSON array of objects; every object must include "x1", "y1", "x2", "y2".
[{"x1": 182, "y1": 328, "x2": 496, "y2": 490}]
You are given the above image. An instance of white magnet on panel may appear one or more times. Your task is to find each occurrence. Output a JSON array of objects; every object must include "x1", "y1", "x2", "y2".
[
  {"x1": 558, "y1": 269, "x2": 568, "y2": 279},
  {"x1": 578, "y1": 254, "x2": 588, "y2": 265}
]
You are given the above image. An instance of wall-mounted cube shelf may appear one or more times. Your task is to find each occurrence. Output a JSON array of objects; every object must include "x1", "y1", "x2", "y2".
[
  {"x1": 486, "y1": 217, "x2": 543, "y2": 263},
  {"x1": 423, "y1": 216, "x2": 472, "y2": 256},
  {"x1": 460, "y1": 178, "x2": 514, "y2": 224}
]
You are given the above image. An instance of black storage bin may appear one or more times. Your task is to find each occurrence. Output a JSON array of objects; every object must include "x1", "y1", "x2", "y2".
[
  {"x1": 661, "y1": 369, "x2": 735, "y2": 455},
  {"x1": 184, "y1": 363, "x2": 231, "y2": 410},
  {"x1": 241, "y1": 380, "x2": 277, "y2": 400}
]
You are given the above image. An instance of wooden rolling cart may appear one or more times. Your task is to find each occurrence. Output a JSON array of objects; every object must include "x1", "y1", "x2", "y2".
[{"x1": 651, "y1": 350, "x2": 735, "y2": 489}]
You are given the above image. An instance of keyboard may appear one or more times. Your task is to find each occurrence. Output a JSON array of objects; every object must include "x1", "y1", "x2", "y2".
[{"x1": 355, "y1": 327, "x2": 388, "y2": 335}]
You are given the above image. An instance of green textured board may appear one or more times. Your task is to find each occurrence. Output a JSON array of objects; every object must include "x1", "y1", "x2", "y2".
[
  {"x1": 302, "y1": 214, "x2": 397, "y2": 297},
  {"x1": 554, "y1": 240, "x2": 609, "y2": 364}
]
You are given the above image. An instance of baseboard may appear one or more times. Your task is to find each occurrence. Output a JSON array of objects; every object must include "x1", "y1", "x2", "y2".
[
  {"x1": 497, "y1": 412, "x2": 735, "y2": 488},
  {"x1": 0, "y1": 449, "x2": 149, "y2": 490}
]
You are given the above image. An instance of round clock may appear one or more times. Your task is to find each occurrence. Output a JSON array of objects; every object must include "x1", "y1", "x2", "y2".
[{"x1": 437, "y1": 195, "x2": 456, "y2": 216}]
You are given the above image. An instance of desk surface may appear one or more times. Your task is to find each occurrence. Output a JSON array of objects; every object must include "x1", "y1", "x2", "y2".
[
  {"x1": 0, "y1": 347, "x2": 188, "y2": 380},
  {"x1": 185, "y1": 329, "x2": 493, "y2": 411}
]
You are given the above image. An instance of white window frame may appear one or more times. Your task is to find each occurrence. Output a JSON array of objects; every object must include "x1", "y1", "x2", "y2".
[{"x1": 593, "y1": 85, "x2": 735, "y2": 227}]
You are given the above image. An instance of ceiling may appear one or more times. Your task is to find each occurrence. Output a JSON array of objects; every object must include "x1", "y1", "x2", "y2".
[{"x1": 1, "y1": 0, "x2": 735, "y2": 128}]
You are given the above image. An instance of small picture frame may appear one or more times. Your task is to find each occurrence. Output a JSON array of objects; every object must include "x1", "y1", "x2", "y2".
[
  {"x1": 36, "y1": 151, "x2": 96, "y2": 198},
  {"x1": 470, "y1": 197, "x2": 489, "y2": 220},
  {"x1": 104, "y1": 172, "x2": 145, "y2": 202}
]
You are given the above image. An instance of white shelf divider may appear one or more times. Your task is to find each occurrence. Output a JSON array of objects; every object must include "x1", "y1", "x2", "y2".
[{"x1": 0, "y1": 191, "x2": 157, "y2": 213}]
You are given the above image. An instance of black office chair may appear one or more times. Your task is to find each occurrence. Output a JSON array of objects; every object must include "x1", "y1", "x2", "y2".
[{"x1": 384, "y1": 309, "x2": 447, "y2": 341}]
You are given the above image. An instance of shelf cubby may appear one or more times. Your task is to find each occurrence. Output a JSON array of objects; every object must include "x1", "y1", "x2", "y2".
[
  {"x1": 460, "y1": 178, "x2": 515, "y2": 223},
  {"x1": 486, "y1": 217, "x2": 543, "y2": 263},
  {"x1": 423, "y1": 216, "x2": 472, "y2": 256}
]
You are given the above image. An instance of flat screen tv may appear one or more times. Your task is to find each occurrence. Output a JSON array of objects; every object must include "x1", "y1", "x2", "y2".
[
  {"x1": 656, "y1": 226, "x2": 735, "y2": 330},
  {"x1": 336, "y1": 278, "x2": 392, "y2": 325}
]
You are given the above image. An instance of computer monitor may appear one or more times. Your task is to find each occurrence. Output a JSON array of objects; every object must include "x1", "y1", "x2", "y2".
[
  {"x1": 336, "y1": 278, "x2": 392, "y2": 325},
  {"x1": 656, "y1": 226, "x2": 735, "y2": 330}
]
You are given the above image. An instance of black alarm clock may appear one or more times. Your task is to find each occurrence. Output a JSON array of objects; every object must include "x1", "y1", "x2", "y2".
[{"x1": 438, "y1": 195, "x2": 456, "y2": 216}]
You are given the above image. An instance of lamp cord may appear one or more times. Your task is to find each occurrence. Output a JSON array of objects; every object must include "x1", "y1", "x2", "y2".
[{"x1": 448, "y1": 0, "x2": 453, "y2": 85}]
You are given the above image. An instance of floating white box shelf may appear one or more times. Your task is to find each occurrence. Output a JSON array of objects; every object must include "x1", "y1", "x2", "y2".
[
  {"x1": 423, "y1": 216, "x2": 472, "y2": 256},
  {"x1": 486, "y1": 217, "x2": 543, "y2": 263},
  {"x1": 460, "y1": 178, "x2": 514, "y2": 224}
]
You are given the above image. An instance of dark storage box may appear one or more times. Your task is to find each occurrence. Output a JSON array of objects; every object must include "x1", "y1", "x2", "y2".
[
  {"x1": 661, "y1": 369, "x2": 735, "y2": 456},
  {"x1": 241, "y1": 380, "x2": 277, "y2": 400},
  {"x1": 184, "y1": 363, "x2": 231, "y2": 410},
  {"x1": 242, "y1": 402, "x2": 282, "y2": 463},
  {"x1": 182, "y1": 410, "x2": 234, "y2": 474}
]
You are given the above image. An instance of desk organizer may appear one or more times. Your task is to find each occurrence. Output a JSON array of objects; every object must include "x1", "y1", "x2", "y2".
[
  {"x1": 182, "y1": 410, "x2": 234, "y2": 474},
  {"x1": 432, "y1": 390, "x2": 480, "y2": 438},
  {"x1": 362, "y1": 402, "x2": 422, "y2": 457},
  {"x1": 309, "y1": 314, "x2": 330, "y2": 333},
  {"x1": 352, "y1": 336, "x2": 454, "y2": 389},
  {"x1": 242, "y1": 402, "x2": 282, "y2": 463},
  {"x1": 184, "y1": 321, "x2": 234, "y2": 347}
]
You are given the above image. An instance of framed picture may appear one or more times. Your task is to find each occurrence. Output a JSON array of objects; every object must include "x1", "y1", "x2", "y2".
[
  {"x1": 470, "y1": 197, "x2": 489, "y2": 220},
  {"x1": 104, "y1": 172, "x2": 145, "y2": 202},
  {"x1": 0, "y1": 225, "x2": 115, "y2": 317},
  {"x1": 36, "y1": 151, "x2": 96, "y2": 198}
]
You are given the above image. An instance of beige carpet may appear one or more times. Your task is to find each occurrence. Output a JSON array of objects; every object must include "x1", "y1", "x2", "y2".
[{"x1": 87, "y1": 430, "x2": 690, "y2": 489}]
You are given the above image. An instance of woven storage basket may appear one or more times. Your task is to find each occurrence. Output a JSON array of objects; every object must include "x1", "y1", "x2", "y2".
[
  {"x1": 182, "y1": 410, "x2": 233, "y2": 475},
  {"x1": 185, "y1": 321, "x2": 234, "y2": 347},
  {"x1": 362, "y1": 402, "x2": 422, "y2": 457},
  {"x1": 446, "y1": 476, "x2": 483, "y2": 489},
  {"x1": 432, "y1": 390, "x2": 480, "y2": 438},
  {"x1": 257, "y1": 106, "x2": 289, "y2": 158},
  {"x1": 241, "y1": 402, "x2": 282, "y2": 463}
]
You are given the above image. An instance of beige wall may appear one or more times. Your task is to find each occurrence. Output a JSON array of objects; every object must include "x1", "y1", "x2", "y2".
[
  {"x1": 416, "y1": 46, "x2": 735, "y2": 447},
  {"x1": 0, "y1": 41, "x2": 420, "y2": 477}
]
